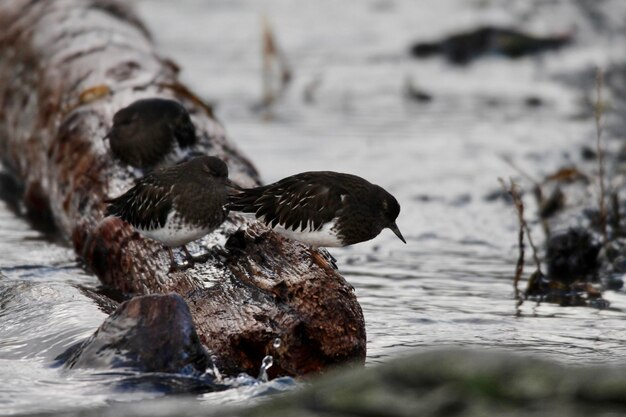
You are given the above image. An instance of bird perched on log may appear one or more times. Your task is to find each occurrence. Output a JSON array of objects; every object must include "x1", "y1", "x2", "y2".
[
  {"x1": 106, "y1": 156, "x2": 233, "y2": 271},
  {"x1": 106, "y1": 98, "x2": 197, "y2": 170},
  {"x1": 227, "y1": 171, "x2": 406, "y2": 249}
]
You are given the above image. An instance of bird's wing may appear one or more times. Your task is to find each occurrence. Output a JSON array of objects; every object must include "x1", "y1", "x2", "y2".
[
  {"x1": 105, "y1": 175, "x2": 173, "y2": 230},
  {"x1": 229, "y1": 175, "x2": 346, "y2": 232}
]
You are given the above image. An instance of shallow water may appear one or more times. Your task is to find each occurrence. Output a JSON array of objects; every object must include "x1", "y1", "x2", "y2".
[{"x1": 2, "y1": 0, "x2": 626, "y2": 414}]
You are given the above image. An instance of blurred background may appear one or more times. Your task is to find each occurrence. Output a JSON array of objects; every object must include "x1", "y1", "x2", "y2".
[{"x1": 1, "y1": 0, "x2": 626, "y2": 414}]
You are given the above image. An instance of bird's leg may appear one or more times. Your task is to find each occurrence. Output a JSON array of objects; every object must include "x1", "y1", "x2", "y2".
[
  {"x1": 167, "y1": 247, "x2": 180, "y2": 272},
  {"x1": 181, "y1": 245, "x2": 196, "y2": 267}
]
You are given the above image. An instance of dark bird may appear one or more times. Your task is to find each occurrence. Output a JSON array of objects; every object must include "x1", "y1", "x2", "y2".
[
  {"x1": 106, "y1": 98, "x2": 197, "y2": 169},
  {"x1": 410, "y1": 26, "x2": 572, "y2": 65},
  {"x1": 106, "y1": 156, "x2": 232, "y2": 271},
  {"x1": 227, "y1": 171, "x2": 405, "y2": 248}
]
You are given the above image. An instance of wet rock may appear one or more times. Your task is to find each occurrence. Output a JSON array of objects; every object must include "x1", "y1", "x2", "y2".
[
  {"x1": 410, "y1": 26, "x2": 572, "y2": 65},
  {"x1": 60, "y1": 293, "x2": 210, "y2": 374},
  {"x1": 546, "y1": 228, "x2": 600, "y2": 285}
]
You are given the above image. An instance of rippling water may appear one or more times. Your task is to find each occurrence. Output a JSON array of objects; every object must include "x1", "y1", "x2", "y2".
[{"x1": 2, "y1": 0, "x2": 626, "y2": 414}]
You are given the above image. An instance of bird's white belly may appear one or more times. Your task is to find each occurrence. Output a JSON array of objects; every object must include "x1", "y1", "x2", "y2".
[
  {"x1": 138, "y1": 211, "x2": 209, "y2": 247},
  {"x1": 273, "y1": 219, "x2": 343, "y2": 248}
]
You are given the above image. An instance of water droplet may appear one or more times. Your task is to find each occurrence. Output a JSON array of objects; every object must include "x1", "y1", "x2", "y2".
[
  {"x1": 210, "y1": 354, "x2": 222, "y2": 382},
  {"x1": 257, "y1": 354, "x2": 273, "y2": 382},
  {"x1": 272, "y1": 337, "x2": 281, "y2": 349}
]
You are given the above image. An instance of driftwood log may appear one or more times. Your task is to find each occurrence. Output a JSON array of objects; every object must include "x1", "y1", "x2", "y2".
[{"x1": 0, "y1": 0, "x2": 365, "y2": 376}]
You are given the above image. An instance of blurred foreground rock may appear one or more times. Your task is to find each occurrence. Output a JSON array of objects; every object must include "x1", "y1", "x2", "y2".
[{"x1": 41, "y1": 349, "x2": 626, "y2": 417}]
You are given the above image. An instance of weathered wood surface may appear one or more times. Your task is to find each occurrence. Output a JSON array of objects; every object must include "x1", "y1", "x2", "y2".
[{"x1": 0, "y1": 0, "x2": 365, "y2": 377}]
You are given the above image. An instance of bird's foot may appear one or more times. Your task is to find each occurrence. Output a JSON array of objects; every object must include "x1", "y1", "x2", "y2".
[
  {"x1": 168, "y1": 259, "x2": 196, "y2": 273},
  {"x1": 190, "y1": 253, "x2": 212, "y2": 264},
  {"x1": 165, "y1": 246, "x2": 195, "y2": 273},
  {"x1": 181, "y1": 245, "x2": 213, "y2": 266},
  {"x1": 169, "y1": 261, "x2": 183, "y2": 273}
]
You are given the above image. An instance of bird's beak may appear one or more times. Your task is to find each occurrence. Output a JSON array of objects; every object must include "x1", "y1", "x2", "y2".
[{"x1": 388, "y1": 222, "x2": 406, "y2": 244}]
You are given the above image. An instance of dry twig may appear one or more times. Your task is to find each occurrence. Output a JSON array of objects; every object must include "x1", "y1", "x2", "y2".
[
  {"x1": 500, "y1": 178, "x2": 545, "y2": 309},
  {"x1": 595, "y1": 68, "x2": 608, "y2": 246},
  {"x1": 260, "y1": 15, "x2": 292, "y2": 114},
  {"x1": 499, "y1": 155, "x2": 551, "y2": 238}
]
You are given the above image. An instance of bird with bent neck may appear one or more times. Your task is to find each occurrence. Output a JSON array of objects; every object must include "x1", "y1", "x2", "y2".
[{"x1": 227, "y1": 171, "x2": 406, "y2": 255}]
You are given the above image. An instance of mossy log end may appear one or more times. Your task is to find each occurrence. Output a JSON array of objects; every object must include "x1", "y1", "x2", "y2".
[{"x1": 0, "y1": 0, "x2": 365, "y2": 377}]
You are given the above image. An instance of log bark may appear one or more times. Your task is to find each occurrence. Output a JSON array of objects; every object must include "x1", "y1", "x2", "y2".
[{"x1": 0, "y1": 0, "x2": 365, "y2": 377}]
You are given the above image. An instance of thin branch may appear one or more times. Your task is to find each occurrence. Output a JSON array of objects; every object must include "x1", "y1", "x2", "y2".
[
  {"x1": 501, "y1": 178, "x2": 546, "y2": 308},
  {"x1": 500, "y1": 155, "x2": 551, "y2": 238},
  {"x1": 500, "y1": 178, "x2": 524, "y2": 308},
  {"x1": 499, "y1": 155, "x2": 541, "y2": 186},
  {"x1": 595, "y1": 68, "x2": 608, "y2": 246}
]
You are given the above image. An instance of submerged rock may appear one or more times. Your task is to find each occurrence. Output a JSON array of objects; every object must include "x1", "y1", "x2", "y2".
[
  {"x1": 546, "y1": 228, "x2": 600, "y2": 285},
  {"x1": 523, "y1": 228, "x2": 604, "y2": 306}
]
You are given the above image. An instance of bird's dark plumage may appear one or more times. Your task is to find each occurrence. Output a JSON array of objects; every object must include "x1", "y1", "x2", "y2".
[
  {"x1": 228, "y1": 171, "x2": 405, "y2": 247},
  {"x1": 106, "y1": 156, "x2": 231, "y2": 269},
  {"x1": 107, "y1": 98, "x2": 197, "y2": 169}
]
